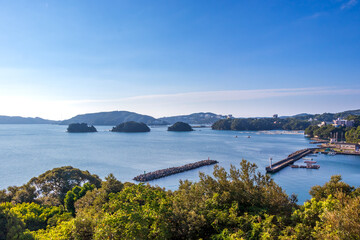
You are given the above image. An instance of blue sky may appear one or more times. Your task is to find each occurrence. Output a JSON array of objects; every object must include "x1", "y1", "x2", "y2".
[{"x1": 0, "y1": 0, "x2": 359, "y2": 119}]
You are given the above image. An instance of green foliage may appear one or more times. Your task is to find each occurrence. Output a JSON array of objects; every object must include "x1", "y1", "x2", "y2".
[
  {"x1": 295, "y1": 110, "x2": 360, "y2": 122},
  {"x1": 2, "y1": 184, "x2": 36, "y2": 205},
  {"x1": 28, "y1": 166, "x2": 101, "y2": 205},
  {"x1": 304, "y1": 125, "x2": 319, "y2": 138},
  {"x1": 33, "y1": 220, "x2": 74, "y2": 240},
  {"x1": 345, "y1": 126, "x2": 360, "y2": 143},
  {"x1": 309, "y1": 175, "x2": 354, "y2": 201},
  {"x1": 94, "y1": 184, "x2": 173, "y2": 240},
  {"x1": 212, "y1": 118, "x2": 310, "y2": 131},
  {"x1": 346, "y1": 115, "x2": 360, "y2": 127},
  {"x1": 0, "y1": 203, "x2": 35, "y2": 240},
  {"x1": 2, "y1": 164, "x2": 360, "y2": 240},
  {"x1": 282, "y1": 119, "x2": 311, "y2": 130},
  {"x1": 171, "y1": 160, "x2": 295, "y2": 239},
  {"x1": 64, "y1": 183, "x2": 95, "y2": 216},
  {"x1": 101, "y1": 173, "x2": 124, "y2": 194},
  {"x1": 312, "y1": 125, "x2": 346, "y2": 140},
  {"x1": 8, "y1": 202, "x2": 71, "y2": 231},
  {"x1": 313, "y1": 193, "x2": 360, "y2": 239}
]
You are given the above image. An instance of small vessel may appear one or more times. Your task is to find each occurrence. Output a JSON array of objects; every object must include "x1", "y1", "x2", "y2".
[
  {"x1": 303, "y1": 157, "x2": 313, "y2": 160},
  {"x1": 328, "y1": 151, "x2": 336, "y2": 156},
  {"x1": 247, "y1": 136, "x2": 251, "y2": 138}
]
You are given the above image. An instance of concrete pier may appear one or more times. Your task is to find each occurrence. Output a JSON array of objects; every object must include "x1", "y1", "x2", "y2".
[{"x1": 266, "y1": 148, "x2": 316, "y2": 173}]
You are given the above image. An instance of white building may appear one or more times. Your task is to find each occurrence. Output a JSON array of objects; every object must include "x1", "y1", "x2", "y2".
[{"x1": 333, "y1": 118, "x2": 354, "y2": 127}]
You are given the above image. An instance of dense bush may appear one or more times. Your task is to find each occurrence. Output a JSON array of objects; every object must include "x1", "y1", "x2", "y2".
[{"x1": 1, "y1": 161, "x2": 359, "y2": 239}]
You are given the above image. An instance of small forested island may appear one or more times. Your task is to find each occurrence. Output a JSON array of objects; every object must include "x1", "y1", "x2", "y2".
[
  {"x1": 111, "y1": 121, "x2": 150, "y2": 132},
  {"x1": 212, "y1": 117, "x2": 310, "y2": 131},
  {"x1": 67, "y1": 123, "x2": 97, "y2": 133},
  {"x1": 167, "y1": 121, "x2": 193, "y2": 131},
  {"x1": 0, "y1": 161, "x2": 359, "y2": 239}
]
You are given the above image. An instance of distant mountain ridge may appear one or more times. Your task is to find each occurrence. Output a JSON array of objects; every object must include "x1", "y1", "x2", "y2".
[
  {"x1": 288, "y1": 109, "x2": 360, "y2": 121},
  {"x1": 59, "y1": 111, "x2": 168, "y2": 125},
  {"x1": 1, "y1": 109, "x2": 359, "y2": 125},
  {"x1": 0, "y1": 116, "x2": 58, "y2": 124},
  {"x1": 159, "y1": 112, "x2": 227, "y2": 125}
]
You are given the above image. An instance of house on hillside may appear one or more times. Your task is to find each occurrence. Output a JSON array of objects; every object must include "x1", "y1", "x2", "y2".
[
  {"x1": 318, "y1": 121, "x2": 333, "y2": 127},
  {"x1": 333, "y1": 118, "x2": 354, "y2": 127}
]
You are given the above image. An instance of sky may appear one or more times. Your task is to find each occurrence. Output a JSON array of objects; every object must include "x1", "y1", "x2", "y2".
[{"x1": 0, "y1": 0, "x2": 359, "y2": 120}]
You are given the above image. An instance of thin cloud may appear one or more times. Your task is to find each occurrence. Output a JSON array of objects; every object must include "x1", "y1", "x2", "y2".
[
  {"x1": 62, "y1": 87, "x2": 360, "y2": 105},
  {"x1": 341, "y1": 0, "x2": 358, "y2": 10},
  {"x1": 300, "y1": 12, "x2": 326, "y2": 21}
]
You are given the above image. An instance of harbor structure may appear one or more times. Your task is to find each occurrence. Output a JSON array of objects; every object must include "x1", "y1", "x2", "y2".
[
  {"x1": 133, "y1": 159, "x2": 218, "y2": 182},
  {"x1": 266, "y1": 148, "x2": 315, "y2": 173},
  {"x1": 332, "y1": 143, "x2": 360, "y2": 152}
]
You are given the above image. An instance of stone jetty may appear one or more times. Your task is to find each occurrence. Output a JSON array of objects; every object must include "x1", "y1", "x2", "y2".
[{"x1": 133, "y1": 159, "x2": 219, "y2": 182}]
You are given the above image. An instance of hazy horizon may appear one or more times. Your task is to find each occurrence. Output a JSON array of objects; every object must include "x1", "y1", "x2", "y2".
[{"x1": 1, "y1": 104, "x2": 360, "y2": 122}]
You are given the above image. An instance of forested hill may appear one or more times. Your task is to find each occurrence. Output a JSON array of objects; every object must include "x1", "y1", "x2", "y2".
[
  {"x1": 159, "y1": 112, "x2": 227, "y2": 125},
  {"x1": 212, "y1": 117, "x2": 311, "y2": 131},
  {"x1": 60, "y1": 111, "x2": 168, "y2": 125},
  {"x1": 289, "y1": 109, "x2": 360, "y2": 121},
  {"x1": 0, "y1": 116, "x2": 58, "y2": 124}
]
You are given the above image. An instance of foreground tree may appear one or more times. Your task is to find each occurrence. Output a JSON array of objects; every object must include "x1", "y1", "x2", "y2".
[
  {"x1": 2, "y1": 161, "x2": 360, "y2": 239},
  {"x1": 171, "y1": 160, "x2": 296, "y2": 239},
  {"x1": 29, "y1": 166, "x2": 101, "y2": 205}
]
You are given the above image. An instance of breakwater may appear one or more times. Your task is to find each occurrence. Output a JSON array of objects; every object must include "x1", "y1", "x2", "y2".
[
  {"x1": 266, "y1": 148, "x2": 315, "y2": 173},
  {"x1": 133, "y1": 159, "x2": 219, "y2": 182}
]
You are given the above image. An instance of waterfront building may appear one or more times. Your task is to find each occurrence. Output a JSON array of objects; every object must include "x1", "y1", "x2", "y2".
[{"x1": 333, "y1": 143, "x2": 360, "y2": 152}]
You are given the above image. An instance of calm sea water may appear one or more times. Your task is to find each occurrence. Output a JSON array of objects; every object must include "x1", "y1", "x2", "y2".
[{"x1": 0, "y1": 124, "x2": 359, "y2": 203}]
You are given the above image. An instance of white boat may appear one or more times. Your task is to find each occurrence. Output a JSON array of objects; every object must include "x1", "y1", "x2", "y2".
[{"x1": 328, "y1": 152, "x2": 336, "y2": 156}]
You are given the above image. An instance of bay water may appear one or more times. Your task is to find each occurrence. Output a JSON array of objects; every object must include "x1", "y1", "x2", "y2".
[{"x1": 0, "y1": 124, "x2": 359, "y2": 203}]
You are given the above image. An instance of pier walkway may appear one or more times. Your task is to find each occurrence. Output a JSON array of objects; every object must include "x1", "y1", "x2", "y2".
[{"x1": 266, "y1": 148, "x2": 315, "y2": 173}]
